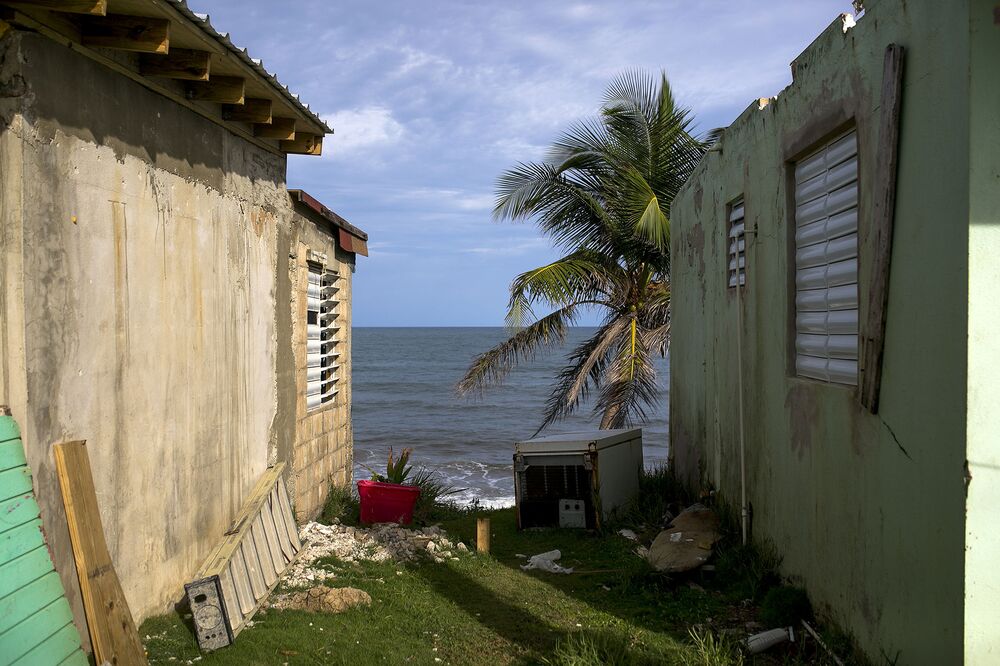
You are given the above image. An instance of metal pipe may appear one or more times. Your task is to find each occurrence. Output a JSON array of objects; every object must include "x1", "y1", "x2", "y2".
[{"x1": 736, "y1": 228, "x2": 748, "y2": 546}]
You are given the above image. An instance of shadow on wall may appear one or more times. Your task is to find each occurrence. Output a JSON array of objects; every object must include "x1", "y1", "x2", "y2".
[{"x1": 12, "y1": 32, "x2": 287, "y2": 190}]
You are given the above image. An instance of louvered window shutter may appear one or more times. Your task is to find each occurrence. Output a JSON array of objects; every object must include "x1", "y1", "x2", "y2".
[
  {"x1": 306, "y1": 265, "x2": 341, "y2": 409},
  {"x1": 728, "y1": 199, "x2": 746, "y2": 288},
  {"x1": 793, "y1": 130, "x2": 860, "y2": 385}
]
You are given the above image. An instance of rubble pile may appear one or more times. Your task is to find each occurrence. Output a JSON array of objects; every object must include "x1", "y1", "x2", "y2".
[{"x1": 281, "y1": 521, "x2": 469, "y2": 587}]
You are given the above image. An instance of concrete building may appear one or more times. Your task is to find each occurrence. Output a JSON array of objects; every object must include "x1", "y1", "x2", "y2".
[
  {"x1": 670, "y1": 1, "x2": 998, "y2": 662},
  {"x1": 0, "y1": 0, "x2": 367, "y2": 644}
]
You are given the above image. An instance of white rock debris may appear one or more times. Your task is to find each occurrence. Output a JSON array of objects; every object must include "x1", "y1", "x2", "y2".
[{"x1": 281, "y1": 521, "x2": 467, "y2": 587}]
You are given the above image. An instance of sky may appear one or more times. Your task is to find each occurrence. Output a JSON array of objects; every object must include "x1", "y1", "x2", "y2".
[{"x1": 202, "y1": 0, "x2": 853, "y2": 326}]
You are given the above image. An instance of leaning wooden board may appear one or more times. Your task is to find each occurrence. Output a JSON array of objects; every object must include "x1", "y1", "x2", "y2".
[
  {"x1": 185, "y1": 463, "x2": 304, "y2": 651},
  {"x1": 53, "y1": 440, "x2": 147, "y2": 666},
  {"x1": 0, "y1": 413, "x2": 88, "y2": 666}
]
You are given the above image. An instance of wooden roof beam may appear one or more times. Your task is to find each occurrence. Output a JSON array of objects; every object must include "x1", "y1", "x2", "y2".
[
  {"x1": 223, "y1": 98, "x2": 272, "y2": 124},
  {"x1": 187, "y1": 75, "x2": 245, "y2": 104},
  {"x1": 80, "y1": 14, "x2": 169, "y2": 53},
  {"x1": 140, "y1": 48, "x2": 210, "y2": 81},
  {"x1": 281, "y1": 133, "x2": 322, "y2": 156},
  {"x1": 254, "y1": 117, "x2": 296, "y2": 140},
  {"x1": 3, "y1": 0, "x2": 106, "y2": 15}
]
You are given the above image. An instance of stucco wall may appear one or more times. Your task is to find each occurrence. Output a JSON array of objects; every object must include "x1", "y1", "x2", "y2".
[
  {"x1": 0, "y1": 29, "x2": 354, "y2": 639},
  {"x1": 670, "y1": 2, "x2": 972, "y2": 661},
  {"x1": 288, "y1": 213, "x2": 355, "y2": 520}
]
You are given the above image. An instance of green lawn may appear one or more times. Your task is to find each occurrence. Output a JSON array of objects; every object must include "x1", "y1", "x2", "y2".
[{"x1": 141, "y1": 505, "x2": 860, "y2": 666}]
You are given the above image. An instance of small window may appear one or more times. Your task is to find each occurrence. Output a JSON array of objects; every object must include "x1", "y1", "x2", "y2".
[
  {"x1": 792, "y1": 129, "x2": 859, "y2": 386},
  {"x1": 306, "y1": 264, "x2": 341, "y2": 409},
  {"x1": 728, "y1": 198, "x2": 746, "y2": 288}
]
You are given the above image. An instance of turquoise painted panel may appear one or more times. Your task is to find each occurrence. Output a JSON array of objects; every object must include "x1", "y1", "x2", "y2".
[
  {"x1": 1, "y1": 598, "x2": 75, "y2": 663},
  {"x1": 0, "y1": 571, "x2": 65, "y2": 631},
  {"x1": 0, "y1": 467, "x2": 32, "y2": 503},
  {"x1": 0, "y1": 520, "x2": 44, "y2": 566},
  {"x1": 0, "y1": 547, "x2": 52, "y2": 599},
  {"x1": 0, "y1": 439, "x2": 28, "y2": 473},
  {"x1": 0, "y1": 494, "x2": 41, "y2": 535},
  {"x1": 0, "y1": 417, "x2": 19, "y2": 444},
  {"x1": 0, "y1": 415, "x2": 85, "y2": 666},
  {"x1": 10, "y1": 623, "x2": 84, "y2": 666},
  {"x1": 58, "y1": 650, "x2": 90, "y2": 666}
]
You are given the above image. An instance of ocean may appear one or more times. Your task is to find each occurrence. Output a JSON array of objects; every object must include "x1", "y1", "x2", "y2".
[{"x1": 351, "y1": 327, "x2": 670, "y2": 507}]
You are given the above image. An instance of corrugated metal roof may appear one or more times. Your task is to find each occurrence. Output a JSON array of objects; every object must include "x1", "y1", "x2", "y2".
[{"x1": 164, "y1": 0, "x2": 331, "y2": 134}]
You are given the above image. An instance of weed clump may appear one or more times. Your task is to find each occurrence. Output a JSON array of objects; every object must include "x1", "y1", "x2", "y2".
[{"x1": 759, "y1": 585, "x2": 812, "y2": 627}]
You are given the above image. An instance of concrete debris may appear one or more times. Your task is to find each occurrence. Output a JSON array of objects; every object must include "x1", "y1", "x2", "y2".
[
  {"x1": 282, "y1": 522, "x2": 467, "y2": 587},
  {"x1": 272, "y1": 586, "x2": 372, "y2": 614},
  {"x1": 520, "y1": 549, "x2": 574, "y2": 575},
  {"x1": 645, "y1": 503, "x2": 721, "y2": 573}
]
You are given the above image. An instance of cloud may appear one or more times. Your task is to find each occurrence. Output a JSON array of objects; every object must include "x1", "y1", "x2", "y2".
[
  {"x1": 460, "y1": 237, "x2": 549, "y2": 257},
  {"x1": 323, "y1": 106, "x2": 405, "y2": 156}
]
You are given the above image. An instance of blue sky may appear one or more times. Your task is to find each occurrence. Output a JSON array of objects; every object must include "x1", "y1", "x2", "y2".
[{"x1": 204, "y1": 1, "x2": 852, "y2": 326}]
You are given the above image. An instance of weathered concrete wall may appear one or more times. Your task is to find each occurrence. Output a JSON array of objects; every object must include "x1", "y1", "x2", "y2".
[
  {"x1": 964, "y1": 1, "x2": 1000, "y2": 661},
  {"x1": 0, "y1": 29, "x2": 356, "y2": 639},
  {"x1": 670, "y1": 2, "x2": 973, "y2": 661},
  {"x1": 288, "y1": 213, "x2": 354, "y2": 520}
]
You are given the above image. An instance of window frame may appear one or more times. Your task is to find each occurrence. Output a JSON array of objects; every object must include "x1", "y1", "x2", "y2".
[
  {"x1": 305, "y1": 262, "x2": 341, "y2": 411},
  {"x1": 727, "y1": 197, "x2": 746, "y2": 289}
]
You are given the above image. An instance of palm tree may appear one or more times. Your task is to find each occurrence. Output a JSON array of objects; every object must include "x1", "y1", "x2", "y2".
[{"x1": 457, "y1": 71, "x2": 709, "y2": 432}]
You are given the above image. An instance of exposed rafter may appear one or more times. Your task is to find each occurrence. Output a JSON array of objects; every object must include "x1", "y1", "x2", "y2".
[
  {"x1": 187, "y1": 75, "x2": 245, "y2": 104},
  {"x1": 6, "y1": 0, "x2": 105, "y2": 15},
  {"x1": 281, "y1": 134, "x2": 322, "y2": 156},
  {"x1": 254, "y1": 117, "x2": 296, "y2": 140},
  {"x1": 223, "y1": 98, "x2": 272, "y2": 124},
  {"x1": 140, "y1": 48, "x2": 210, "y2": 81},
  {"x1": 80, "y1": 13, "x2": 169, "y2": 53}
]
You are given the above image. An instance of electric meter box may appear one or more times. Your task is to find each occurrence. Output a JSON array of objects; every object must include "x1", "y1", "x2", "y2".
[{"x1": 513, "y1": 428, "x2": 643, "y2": 530}]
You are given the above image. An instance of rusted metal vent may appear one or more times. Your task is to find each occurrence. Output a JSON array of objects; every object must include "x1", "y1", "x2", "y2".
[{"x1": 184, "y1": 463, "x2": 304, "y2": 651}]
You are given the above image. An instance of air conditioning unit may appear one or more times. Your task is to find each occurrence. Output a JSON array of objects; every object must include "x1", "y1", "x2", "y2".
[{"x1": 514, "y1": 428, "x2": 643, "y2": 530}]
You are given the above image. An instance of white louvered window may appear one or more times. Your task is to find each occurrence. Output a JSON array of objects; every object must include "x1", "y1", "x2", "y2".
[
  {"x1": 793, "y1": 129, "x2": 859, "y2": 386},
  {"x1": 306, "y1": 264, "x2": 341, "y2": 410},
  {"x1": 728, "y1": 199, "x2": 746, "y2": 288}
]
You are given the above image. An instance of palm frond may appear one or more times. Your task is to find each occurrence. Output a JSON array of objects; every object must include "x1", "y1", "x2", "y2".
[
  {"x1": 535, "y1": 316, "x2": 631, "y2": 433},
  {"x1": 594, "y1": 322, "x2": 659, "y2": 429},
  {"x1": 456, "y1": 305, "x2": 577, "y2": 396},
  {"x1": 505, "y1": 250, "x2": 621, "y2": 328}
]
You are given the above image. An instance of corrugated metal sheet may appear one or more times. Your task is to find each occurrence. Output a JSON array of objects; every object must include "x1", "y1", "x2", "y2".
[
  {"x1": 0, "y1": 414, "x2": 87, "y2": 666},
  {"x1": 794, "y1": 129, "x2": 860, "y2": 385},
  {"x1": 728, "y1": 199, "x2": 746, "y2": 288},
  {"x1": 185, "y1": 464, "x2": 303, "y2": 651}
]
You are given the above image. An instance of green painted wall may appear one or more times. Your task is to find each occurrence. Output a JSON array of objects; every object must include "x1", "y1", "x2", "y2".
[
  {"x1": 964, "y1": 1, "x2": 1000, "y2": 662},
  {"x1": 670, "y1": 1, "x2": 978, "y2": 661}
]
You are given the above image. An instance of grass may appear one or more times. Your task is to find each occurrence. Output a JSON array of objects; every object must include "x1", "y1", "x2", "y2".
[{"x1": 141, "y1": 469, "x2": 864, "y2": 665}]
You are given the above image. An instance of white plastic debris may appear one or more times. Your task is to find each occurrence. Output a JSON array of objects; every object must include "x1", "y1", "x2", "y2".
[
  {"x1": 746, "y1": 627, "x2": 795, "y2": 654},
  {"x1": 618, "y1": 529, "x2": 638, "y2": 541},
  {"x1": 520, "y1": 549, "x2": 574, "y2": 574}
]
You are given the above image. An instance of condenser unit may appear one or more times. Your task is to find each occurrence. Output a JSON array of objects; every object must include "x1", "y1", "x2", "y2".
[{"x1": 514, "y1": 428, "x2": 643, "y2": 530}]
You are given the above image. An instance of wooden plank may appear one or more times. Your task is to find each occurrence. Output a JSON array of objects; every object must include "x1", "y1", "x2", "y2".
[
  {"x1": 80, "y1": 13, "x2": 169, "y2": 54},
  {"x1": 0, "y1": 466, "x2": 32, "y2": 502},
  {"x1": 258, "y1": 500, "x2": 285, "y2": 571},
  {"x1": 0, "y1": 570, "x2": 64, "y2": 630},
  {"x1": 0, "y1": 412, "x2": 19, "y2": 442},
  {"x1": 228, "y1": 553, "x2": 254, "y2": 617},
  {"x1": 0, "y1": 493, "x2": 41, "y2": 535},
  {"x1": 280, "y1": 133, "x2": 323, "y2": 156},
  {"x1": 859, "y1": 44, "x2": 905, "y2": 413},
  {"x1": 250, "y1": 514, "x2": 277, "y2": 586},
  {"x1": 217, "y1": 568, "x2": 242, "y2": 626},
  {"x1": 223, "y1": 98, "x2": 272, "y2": 123},
  {"x1": 139, "y1": 48, "x2": 210, "y2": 81},
  {"x1": 275, "y1": 477, "x2": 302, "y2": 550},
  {"x1": 240, "y1": 540, "x2": 266, "y2": 601},
  {"x1": 270, "y1": 487, "x2": 296, "y2": 561},
  {"x1": 0, "y1": 545, "x2": 53, "y2": 598},
  {"x1": 10, "y1": 621, "x2": 85, "y2": 666},
  {"x1": 0, "y1": 519, "x2": 42, "y2": 565},
  {"x1": 253, "y1": 117, "x2": 296, "y2": 140},
  {"x1": 187, "y1": 75, "x2": 245, "y2": 104},
  {"x1": 58, "y1": 648, "x2": 91, "y2": 665},
  {"x1": 3, "y1": 597, "x2": 75, "y2": 662},
  {"x1": 3, "y1": 0, "x2": 106, "y2": 15},
  {"x1": 0, "y1": 437, "x2": 28, "y2": 472},
  {"x1": 53, "y1": 441, "x2": 147, "y2": 666}
]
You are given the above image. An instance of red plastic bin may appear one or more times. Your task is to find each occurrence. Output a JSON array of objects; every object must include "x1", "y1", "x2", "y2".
[{"x1": 357, "y1": 480, "x2": 421, "y2": 525}]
